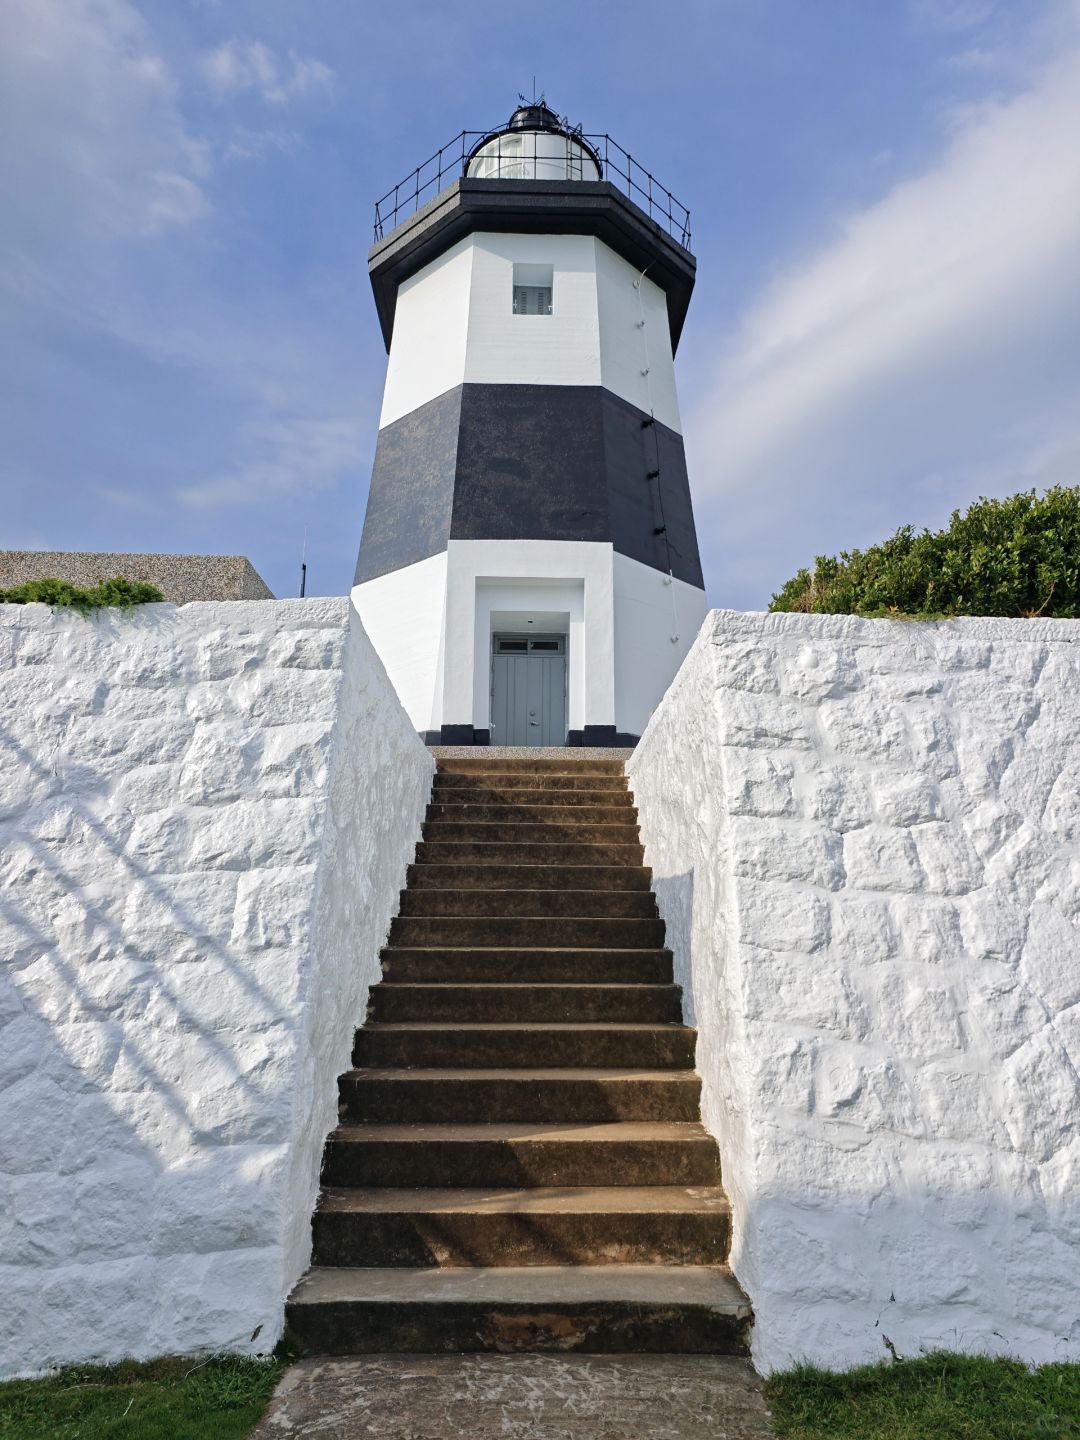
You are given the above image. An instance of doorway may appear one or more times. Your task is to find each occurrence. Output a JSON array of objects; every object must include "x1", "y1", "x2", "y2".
[{"x1": 490, "y1": 634, "x2": 567, "y2": 746}]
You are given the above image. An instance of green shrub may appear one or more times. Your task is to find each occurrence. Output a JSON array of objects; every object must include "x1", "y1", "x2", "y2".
[
  {"x1": 0, "y1": 575, "x2": 165, "y2": 613},
  {"x1": 770, "y1": 486, "x2": 1080, "y2": 619}
]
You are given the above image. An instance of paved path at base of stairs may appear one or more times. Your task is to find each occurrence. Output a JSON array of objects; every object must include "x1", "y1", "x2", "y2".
[{"x1": 251, "y1": 1354, "x2": 774, "y2": 1439}]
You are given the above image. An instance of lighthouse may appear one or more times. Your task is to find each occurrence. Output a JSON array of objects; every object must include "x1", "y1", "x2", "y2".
[{"x1": 353, "y1": 103, "x2": 707, "y2": 745}]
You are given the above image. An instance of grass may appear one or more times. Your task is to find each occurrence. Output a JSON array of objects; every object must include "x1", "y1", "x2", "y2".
[
  {"x1": 767, "y1": 1352, "x2": 1080, "y2": 1440},
  {"x1": 0, "y1": 1354, "x2": 283, "y2": 1440}
]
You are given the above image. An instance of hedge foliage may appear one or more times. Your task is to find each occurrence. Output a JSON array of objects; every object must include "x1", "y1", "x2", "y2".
[
  {"x1": 0, "y1": 576, "x2": 165, "y2": 613},
  {"x1": 770, "y1": 487, "x2": 1080, "y2": 620}
]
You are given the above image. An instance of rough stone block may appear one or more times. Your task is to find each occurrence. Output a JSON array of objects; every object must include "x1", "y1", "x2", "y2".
[
  {"x1": 241, "y1": 669, "x2": 343, "y2": 727},
  {"x1": 907, "y1": 708, "x2": 959, "y2": 779},
  {"x1": 889, "y1": 896, "x2": 965, "y2": 966},
  {"x1": 187, "y1": 799, "x2": 322, "y2": 871},
  {"x1": 966, "y1": 969, "x2": 1048, "y2": 1060},
  {"x1": 872, "y1": 973, "x2": 964, "y2": 1061},
  {"x1": 802, "y1": 767, "x2": 873, "y2": 830},
  {"x1": 153, "y1": 1147, "x2": 287, "y2": 1254},
  {"x1": 724, "y1": 754, "x2": 797, "y2": 817},
  {"x1": 843, "y1": 827, "x2": 925, "y2": 893},
  {"x1": 269, "y1": 629, "x2": 347, "y2": 671},
  {"x1": 121, "y1": 872, "x2": 239, "y2": 966},
  {"x1": 819, "y1": 696, "x2": 910, "y2": 763},
  {"x1": 1000, "y1": 1031, "x2": 1080, "y2": 1163},
  {"x1": 910, "y1": 1064, "x2": 1009, "y2": 1147},
  {"x1": 781, "y1": 644, "x2": 860, "y2": 702},
  {"x1": 72, "y1": 1159, "x2": 158, "y2": 1262},
  {"x1": 2, "y1": 1173, "x2": 75, "y2": 1266},
  {"x1": 872, "y1": 772, "x2": 942, "y2": 826},
  {"x1": 177, "y1": 729, "x2": 254, "y2": 804},
  {"x1": 195, "y1": 631, "x2": 267, "y2": 681},
  {"x1": 832, "y1": 895, "x2": 899, "y2": 966},
  {"x1": 231, "y1": 868, "x2": 316, "y2": 951},
  {"x1": 41, "y1": 1021, "x2": 124, "y2": 1095},
  {"x1": 731, "y1": 818, "x2": 844, "y2": 888},
  {"x1": 742, "y1": 949, "x2": 867, "y2": 1038},
  {"x1": 911, "y1": 822, "x2": 983, "y2": 895},
  {"x1": 718, "y1": 691, "x2": 813, "y2": 749},
  {"x1": 251, "y1": 725, "x2": 335, "y2": 799},
  {"x1": 1019, "y1": 903, "x2": 1080, "y2": 1015},
  {"x1": 748, "y1": 1034, "x2": 817, "y2": 1113},
  {"x1": 816, "y1": 1055, "x2": 921, "y2": 1133},
  {"x1": 737, "y1": 880, "x2": 831, "y2": 953}
]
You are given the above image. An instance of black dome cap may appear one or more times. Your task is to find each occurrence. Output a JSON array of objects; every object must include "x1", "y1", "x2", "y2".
[{"x1": 507, "y1": 102, "x2": 563, "y2": 132}]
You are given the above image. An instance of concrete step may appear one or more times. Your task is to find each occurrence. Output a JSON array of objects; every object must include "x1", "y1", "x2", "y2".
[
  {"x1": 431, "y1": 788, "x2": 635, "y2": 810},
  {"x1": 378, "y1": 948, "x2": 674, "y2": 984},
  {"x1": 426, "y1": 803, "x2": 637, "y2": 826},
  {"x1": 340, "y1": 1069, "x2": 701, "y2": 1124},
  {"x1": 398, "y1": 889, "x2": 658, "y2": 919},
  {"x1": 422, "y1": 821, "x2": 642, "y2": 845},
  {"x1": 321, "y1": 1122, "x2": 722, "y2": 1189},
  {"x1": 414, "y1": 840, "x2": 646, "y2": 866},
  {"x1": 434, "y1": 772, "x2": 629, "y2": 793},
  {"x1": 387, "y1": 916, "x2": 666, "y2": 948},
  {"x1": 367, "y1": 983, "x2": 682, "y2": 1025},
  {"x1": 285, "y1": 1264, "x2": 751, "y2": 1355},
  {"x1": 406, "y1": 863, "x2": 653, "y2": 891},
  {"x1": 251, "y1": 1354, "x2": 773, "y2": 1436},
  {"x1": 435, "y1": 758, "x2": 627, "y2": 777},
  {"x1": 353, "y1": 1023, "x2": 696, "y2": 1070},
  {"x1": 311, "y1": 1186, "x2": 732, "y2": 1268}
]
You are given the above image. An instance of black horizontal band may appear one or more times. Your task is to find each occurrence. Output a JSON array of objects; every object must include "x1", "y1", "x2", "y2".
[{"x1": 354, "y1": 383, "x2": 704, "y2": 589}]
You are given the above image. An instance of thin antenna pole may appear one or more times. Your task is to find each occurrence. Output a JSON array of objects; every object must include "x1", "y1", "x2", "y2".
[{"x1": 299, "y1": 526, "x2": 308, "y2": 598}]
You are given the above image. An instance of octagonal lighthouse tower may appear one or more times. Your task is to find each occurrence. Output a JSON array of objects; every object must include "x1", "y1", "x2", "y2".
[{"x1": 353, "y1": 102, "x2": 707, "y2": 745}]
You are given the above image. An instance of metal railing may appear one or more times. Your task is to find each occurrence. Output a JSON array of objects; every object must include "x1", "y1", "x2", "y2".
[{"x1": 373, "y1": 128, "x2": 692, "y2": 250}]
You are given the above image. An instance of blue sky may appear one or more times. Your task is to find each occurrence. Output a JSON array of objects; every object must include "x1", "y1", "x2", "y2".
[{"x1": 3, "y1": 0, "x2": 1079, "y2": 606}]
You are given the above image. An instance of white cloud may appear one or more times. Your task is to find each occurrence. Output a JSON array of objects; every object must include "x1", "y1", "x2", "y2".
[
  {"x1": 201, "y1": 40, "x2": 336, "y2": 104},
  {"x1": 0, "y1": 0, "x2": 209, "y2": 267},
  {"x1": 0, "y1": 0, "x2": 368, "y2": 573},
  {"x1": 685, "y1": 41, "x2": 1080, "y2": 604}
]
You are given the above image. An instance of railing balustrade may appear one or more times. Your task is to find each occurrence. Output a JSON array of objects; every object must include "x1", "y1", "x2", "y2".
[{"x1": 373, "y1": 127, "x2": 692, "y2": 251}]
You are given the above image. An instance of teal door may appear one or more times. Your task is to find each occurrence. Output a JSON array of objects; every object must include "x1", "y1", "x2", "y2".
[{"x1": 491, "y1": 635, "x2": 567, "y2": 746}]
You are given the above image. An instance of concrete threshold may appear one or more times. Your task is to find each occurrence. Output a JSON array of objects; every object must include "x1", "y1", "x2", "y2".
[
  {"x1": 251, "y1": 1353, "x2": 774, "y2": 1439},
  {"x1": 429, "y1": 745, "x2": 635, "y2": 760}
]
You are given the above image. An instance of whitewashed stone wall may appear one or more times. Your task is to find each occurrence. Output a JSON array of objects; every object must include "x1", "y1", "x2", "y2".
[
  {"x1": 0, "y1": 598, "x2": 432, "y2": 1378},
  {"x1": 629, "y1": 609, "x2": 1080, "y2": 1374}
]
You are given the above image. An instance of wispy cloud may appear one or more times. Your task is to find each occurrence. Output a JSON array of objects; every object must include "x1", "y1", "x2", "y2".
[
  {"x1": 201, "y1": 40, "x2": 336, "y2": 105},
  {"x1": 221, "y1": 127, "x2": 304, "y2": 164},
  {"x1": 909, "y1": 0, "x2": 998, "y2": 33},
  {"x1": 0, "y1": 0, "x2": 210, "y2": 265},
  {"x1": 687, "y1": 38, "x2": 1080, "y2": 603},
  {"x1": 177, "y1": 416, "x2": 367, "y2": 509}
]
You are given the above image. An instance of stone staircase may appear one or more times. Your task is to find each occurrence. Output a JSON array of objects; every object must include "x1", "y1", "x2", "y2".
[{"x1": 286, "y1": 753, "x2": 751, "y2": 1354}]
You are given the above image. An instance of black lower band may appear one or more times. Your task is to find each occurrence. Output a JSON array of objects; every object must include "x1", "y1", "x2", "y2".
[{"x1": 356, "y1": 383, "x2": 703, "y2": 589}]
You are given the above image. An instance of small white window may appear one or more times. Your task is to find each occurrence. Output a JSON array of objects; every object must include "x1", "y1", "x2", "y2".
[{"x1": 512, "y1": 262, "x2": 553, "y2": 316}]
